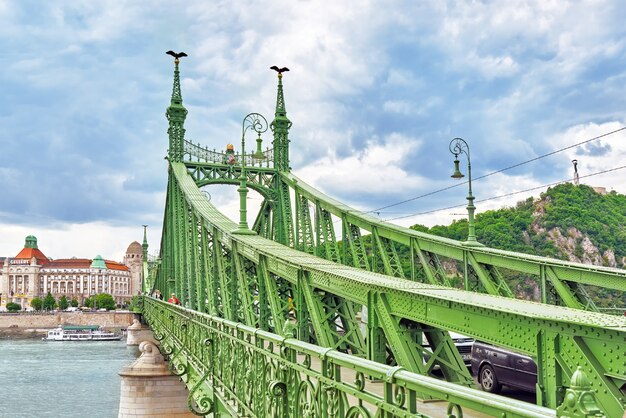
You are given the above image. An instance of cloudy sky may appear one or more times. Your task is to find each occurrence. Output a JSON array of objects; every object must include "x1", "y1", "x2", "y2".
[{"x1": 1, "y1": 0, "x2": 625, "y2": 261}]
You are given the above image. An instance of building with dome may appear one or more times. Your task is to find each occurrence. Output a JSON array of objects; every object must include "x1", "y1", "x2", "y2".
[{"x1": 0, "y1": 233, "x2": 148, "y2": 310}]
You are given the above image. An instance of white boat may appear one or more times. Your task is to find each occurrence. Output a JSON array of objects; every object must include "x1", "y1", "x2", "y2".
[{"x1": 44, "y1": 325, "x2": 122, "y2": 341}]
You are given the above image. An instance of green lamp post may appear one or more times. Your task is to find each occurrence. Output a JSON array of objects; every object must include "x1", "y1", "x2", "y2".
[
  {"x1": 449, "y1": 137, "x2": 482, "y2": 246},
  {"x1": 232, "y1": 113, "x2": 268, "y2": 235}
]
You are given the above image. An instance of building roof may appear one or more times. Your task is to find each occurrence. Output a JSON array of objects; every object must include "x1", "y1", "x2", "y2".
[
  {"x1": 14, "y1": 247, "x2": 49, "y2": 264},
  {"x1": 91, "y1": 255, "x2": 107, "y2": 269},
  {"x1": 41, "y1": 258, "x2": 129, "y2": 272},
  {"x1": 126, "y1": 241, "x2": 142, "y2": 254},
  {"x1": 13, "y1": 235, "x2": 49, "y2": 264},
  {"x1": 105, "y1": 260, "x2": 129, "y2": 271},
  {"x1": 43, "y1": 259, "x2": 92, "y2": 269}
]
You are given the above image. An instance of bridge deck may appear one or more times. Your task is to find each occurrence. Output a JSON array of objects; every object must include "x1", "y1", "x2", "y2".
[{"x1": 301, "y1": 353, "x2": 495, "y2": 418}]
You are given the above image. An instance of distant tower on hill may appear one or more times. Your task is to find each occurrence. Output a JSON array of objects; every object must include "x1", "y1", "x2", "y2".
[{"x1": 572, "y1": 159, "x2": 580, "y2": 186}]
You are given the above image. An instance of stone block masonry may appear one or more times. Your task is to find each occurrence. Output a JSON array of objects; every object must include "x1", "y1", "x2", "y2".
[{"x1": 118, "y1": 341, "x2": 195, "y2": 417}]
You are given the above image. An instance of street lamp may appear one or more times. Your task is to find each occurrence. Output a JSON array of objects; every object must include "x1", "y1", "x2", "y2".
[
  {"x1": 232, "y1": 112, "x2": 268, "y2": 235},
  {"x1": 449, "y1": 137, "x2": 482, "y2": 246}
]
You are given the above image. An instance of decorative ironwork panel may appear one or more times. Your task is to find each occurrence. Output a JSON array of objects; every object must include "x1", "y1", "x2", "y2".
[{"x1": 142, "y1": 298, "x2": 564, "y2": 418}]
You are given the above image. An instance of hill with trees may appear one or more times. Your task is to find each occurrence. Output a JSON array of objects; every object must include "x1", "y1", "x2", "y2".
[{"x1": 410, "y1": 183, "x2": 626, "y2": 307}]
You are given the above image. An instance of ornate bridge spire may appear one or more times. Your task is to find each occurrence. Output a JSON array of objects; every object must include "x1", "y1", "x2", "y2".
[
  {"x1": 142, "y1": 225, "x2": 149, "y2": 259},
  {"x1": 166, "y1": 51, "x2": 188, "y2": 162},
  {"x1": 270, "y1": 66, "x2": 292, "y2": 171}
]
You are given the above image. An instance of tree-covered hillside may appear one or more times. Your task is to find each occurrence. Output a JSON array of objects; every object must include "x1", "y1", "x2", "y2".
[
  {"x1": 413, "y1": 183, "x2": 626, "y2": 265},
  {"x1": 410, "y1": 183, "x2": 626, "y2": 307}
]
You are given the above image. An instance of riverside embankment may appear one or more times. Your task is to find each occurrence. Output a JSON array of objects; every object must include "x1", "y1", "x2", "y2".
[{"x1": 0, "y1": 311, "x2": 138, "y2": 339}]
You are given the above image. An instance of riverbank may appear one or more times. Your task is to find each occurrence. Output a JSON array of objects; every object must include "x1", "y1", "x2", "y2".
[{"x1": 0, "y1": 311, "x2": 138, "y2": 339}]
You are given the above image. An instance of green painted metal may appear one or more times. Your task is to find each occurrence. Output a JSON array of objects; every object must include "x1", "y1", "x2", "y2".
[
  {"x1": 148, "y1": 57, "x2": 626, "y2": 416},
  {"x1": 271, "y1": 72, "x2": 291, "y2": 172},
  {"x1": 90, "y1": 255, "x2": 106, "y2": 269},
  {"x1": 166, "y1": 55, "x2": 187, "y2": 162},
  {"x1": 283, "y1": 170, "x2": 626, "y2": 309},
  {"x1": 141, "y1": 297, "x2": 614, "y2": 418},
  {"x1": 295, "y1": 193, "x2": 315, "y2": 255},
  {"x1": 154, "y1": 160, "x2": 625, "y2": 416},
  {"x1": 449, "y1": 137, "x2": 481, "y2": 246},
  {"x1": 233, "y1": 113, "x2": 269, "y2": 235},
  {"x1": 24, "y1": 235, "x2": 38, "y2": 249}
]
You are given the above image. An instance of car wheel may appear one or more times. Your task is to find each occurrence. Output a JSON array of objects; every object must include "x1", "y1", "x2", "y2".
[{"x1": 479, "y1": 365, "x2": 501, "y2": 393}]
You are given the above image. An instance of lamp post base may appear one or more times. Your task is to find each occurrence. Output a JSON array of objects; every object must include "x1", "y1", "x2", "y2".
[
  {"x1": 231, "y1": 227, "x2": 257, "y2": 235},
  {"x1": 461, "y1": 239, "x2": 484, "y2": 247}
]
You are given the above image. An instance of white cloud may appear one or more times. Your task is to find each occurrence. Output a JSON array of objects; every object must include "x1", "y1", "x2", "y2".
[
  {"x1": 465, "y1": 52, "x2": 520, "y2": 80},
  {"x1": 549, "y1": 121, "x2": 626, "y2": 192},
  {"x1": 383, "y1": 97, "x2": 442, "y2": 116},
  {"x1": 297, "y1": 133, "x2": 426, "y2": 196},
  {"x1": 2, "y1": 0, "x2": 626, "y2": 259}
]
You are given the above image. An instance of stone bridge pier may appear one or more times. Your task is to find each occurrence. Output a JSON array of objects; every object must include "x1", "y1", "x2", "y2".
[
  {"x1": 119, "y1": 322, "x2": 194, "y2": 417},
  {"x1": 125, "y1": 318, "x2": 159, "y2": 346}
]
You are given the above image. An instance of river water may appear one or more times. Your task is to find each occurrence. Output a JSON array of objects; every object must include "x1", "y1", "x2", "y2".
[{"x1": 0, "y1": 339, "x2": 139, "y2": 417}]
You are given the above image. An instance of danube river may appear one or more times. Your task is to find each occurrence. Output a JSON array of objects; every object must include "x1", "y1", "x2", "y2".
[{"x1": 0, "y1": 339, "x2": 138, "y2": 417}]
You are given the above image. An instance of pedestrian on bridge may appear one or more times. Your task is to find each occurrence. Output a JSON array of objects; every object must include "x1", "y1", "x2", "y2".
[{"x1": 168, "y1": 293, "x2": 180, "y2": 305}]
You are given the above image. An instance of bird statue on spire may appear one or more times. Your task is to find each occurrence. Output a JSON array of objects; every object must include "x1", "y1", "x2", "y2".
[
  {"x1": 166, "y1": 50, "x2": 188, "y2": 64},
  {"x1": 270, "y1": 66, "x2": 290, "y2": 76}
]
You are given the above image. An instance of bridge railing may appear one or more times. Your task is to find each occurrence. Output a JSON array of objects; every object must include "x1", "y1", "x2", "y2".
[
  {"x1": 183, "y1": 139, "x2": 274, "y2": 167},
  {"x1": 142, "y1": 297, "x2": 560, "y2": 418}
]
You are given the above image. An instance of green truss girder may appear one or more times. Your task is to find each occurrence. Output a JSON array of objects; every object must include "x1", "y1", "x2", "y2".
[
  {"x1": 281, "y1": 172, "x2": 626, "y2": 308},
  {"x1": 252, "y1": 199, "x2": 272, "y2": 238},
  {"x1": 158, "y1": 161, "x2": 626, "y2": 416},
  {"x1": 371, "y1": 291, "x2": 472, "y2": 386},
  {"x1": 342, "y1": 219, "x2": 370, "y2": 271},
  {"x1": 411, "y1": 240, "x2": 452, "y2": 286},
  {"x1": 315, "y1": 205, "x2": 340, "y2": 263},
  {"x1": 271, "y1": 177, "x2": 295, "y2": 247},
  {"x1": 372, "y1": 227, "x2": 405, "y2": 279},
  {"x1": 232, "y1": 243, "x2": 258, "y2": 326},
  {"x1": 295, "y1": 193, "x2": 315, "y2": 254},
  {"x1": 300, "y1": 271, "x2": 366, "y2": 357}
]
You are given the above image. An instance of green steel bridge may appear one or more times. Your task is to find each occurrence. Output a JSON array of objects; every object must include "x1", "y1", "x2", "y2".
[{"x1": 138, "y1": 56, "x2": 626, "y2": 417}]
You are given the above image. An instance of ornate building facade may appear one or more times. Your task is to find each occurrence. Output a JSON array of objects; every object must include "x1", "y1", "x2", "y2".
[{"x1": 0, "y1": 235, "x2": 146, "y2": 310}]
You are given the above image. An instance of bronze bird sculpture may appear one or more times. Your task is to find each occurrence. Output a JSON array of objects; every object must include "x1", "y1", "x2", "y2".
[
  {"x1": 270, "y1": 66, "x2": 289, "y2": 74},
  {"x1": 166, "y1": 51, "x2": 188, "y2": 60}
]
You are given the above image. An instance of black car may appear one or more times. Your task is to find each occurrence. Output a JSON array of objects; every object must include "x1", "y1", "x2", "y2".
[{"x1": 471, "y1": 341, "x2": 537, "y2": 393}]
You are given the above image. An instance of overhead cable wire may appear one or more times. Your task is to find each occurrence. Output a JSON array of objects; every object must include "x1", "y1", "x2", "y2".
[
  {"x1": 361, "y1": 125, "x2": 626, "y2": 215},
  {"x1": 381, "y1": 164, "x2": 626, "y2": 222}
]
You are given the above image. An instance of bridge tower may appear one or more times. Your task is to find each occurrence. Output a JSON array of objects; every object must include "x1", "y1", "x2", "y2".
[
  {"x1": 141, "y1": 225, "x2": 148, "y2": 260},
  {"x1": 166, "y1": 55, "x2": 188, "y2": 162},
  {"x1": 269, "y1": 71, "x2": 295, "y2": 246},
  {"x1": 270, "y1": 71, "x2": 292, "y2": 172}
]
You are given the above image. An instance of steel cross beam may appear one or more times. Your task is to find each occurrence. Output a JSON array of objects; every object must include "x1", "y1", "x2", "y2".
[{"x1": 153, "y1": 161, "x2": 626, "y2": 416}]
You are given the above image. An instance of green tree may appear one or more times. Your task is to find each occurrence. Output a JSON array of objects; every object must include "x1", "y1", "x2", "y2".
[
  {"x1": 129, "y1": 295, "x2": 141, "y2": 312},
  {"x1": 43, "y1": 292, "x2": 57, "y2": 311},
  {"x1": 70, "y1": 298, "x2": 79, "y2": 308},
  {"x1": 83, "y1": 297, "x2": 93, "y2": 308},
  {"x1": 6, "y1": 302, "x2": 21, "y2": 312},
  {"x1": 58, "y1": 295, "x2": 69, "y2": 311},
  {"x1": 95, "y1": 293, "x2": 116, "y2": 310},
  {"x1": 30, "y1": 297, "x2": 43, "y2": 311}
]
